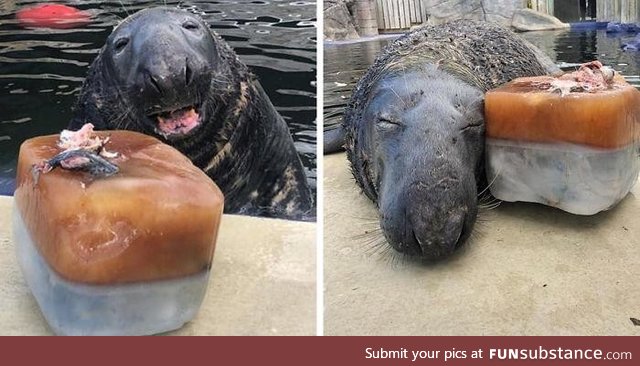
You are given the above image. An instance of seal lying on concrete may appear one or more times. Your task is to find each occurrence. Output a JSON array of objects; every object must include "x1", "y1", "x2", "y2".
[
  {"x1": 69, "y1": 7, "x2": 313, "y2": 220},
  {"x1": 336, "y1": 20, "x2": 559, "y2": 260}
]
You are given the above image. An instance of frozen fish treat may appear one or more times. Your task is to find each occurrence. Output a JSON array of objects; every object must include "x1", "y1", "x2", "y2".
[
  {"x1": 485, "y1": 62, "x2": 640, "y2": 215},
  {"x1": 13, "y1": 125, "x2": 224, "y2": 335}
]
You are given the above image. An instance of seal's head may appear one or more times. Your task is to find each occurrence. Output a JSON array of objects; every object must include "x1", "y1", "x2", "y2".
[
  {"x1": 71, "y1": 6, "x2": 313, "y2": 220},
  {"x1": 348, "y1": 64, "x2": 485, "y2": 260},
  {"x1": 343, "y1": 20, "x2": 560, "y2": 260},
  {"x1": 103, "y1": 7, "x2": 217, "y2": 140}
]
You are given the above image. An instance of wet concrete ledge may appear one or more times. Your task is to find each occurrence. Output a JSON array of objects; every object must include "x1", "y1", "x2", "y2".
[
  {"x1": 324, "y1": 152, "x2": 640, "y2": 335},
  {"x1": 0, "y1": 196, "x2": 316, "y2": 335}
]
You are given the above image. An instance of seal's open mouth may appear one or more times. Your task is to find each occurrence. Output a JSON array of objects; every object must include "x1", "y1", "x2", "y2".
[{"x1": 149, "y1": 105, "x2": 201, "y2": 139}]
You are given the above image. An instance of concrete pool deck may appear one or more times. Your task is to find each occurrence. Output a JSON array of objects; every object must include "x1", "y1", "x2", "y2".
[
  {"x1": 324, "y1": 152, "x2": 640, "y2": 335},
  {"x1": 0, "y1": 196, "x2": 315, "y2": 336}
]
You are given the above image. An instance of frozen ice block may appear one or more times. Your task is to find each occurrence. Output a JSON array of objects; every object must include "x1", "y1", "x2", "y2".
[
  {"x1": 485, "y1": 63, "x2": 640, "y2": 215},
  {"x1": 13, "y1": 130, "x2": 224, "y2": 335}
]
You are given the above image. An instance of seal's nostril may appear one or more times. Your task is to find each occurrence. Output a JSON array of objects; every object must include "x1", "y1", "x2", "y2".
[
  {"x1": 455, "y1": 226, "x2": 465, "y2": 248},
  {"x1": 409, "y1": 229, "x2": 424, "y2": 257},
  {"x1": 449, "y1": 212, "x2": 467, "y2": 248},
  {"x1": 185, "y1": 61, "x2": 193, "y2": 86},
  {"x1": 146, "y1": 72, "x2": 162, "y2": 95}
]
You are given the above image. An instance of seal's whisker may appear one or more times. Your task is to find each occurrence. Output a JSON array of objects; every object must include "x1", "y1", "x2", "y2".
[
  {"x1": 119, "y1": 104, "x2": 136, "y2": 129},
  {"x1": 211, "y1": 75, "x2": 234, "y2": 86},
  {"x1": 479, "y1": 197, "x2": 495, "y2": 207},
  {"x1": 352, "y1": 226, "x2": 388, "y2": 258},
  {"x1": 359, "y1": 233, "x2": 390, "y2": 257},
  {"x1": 350, "y1": 221, "x2": 380, "y2": 227},
  {"x1": 468, "y1": 217, "x2": 486, "y2": 241},
  {"x1": 389, "y1": 86, "x2": 407, "y2": 108},
  {"x1": 478, "y1": 200, "x2": 501, "y2": 210},
  {"x1": 373, "y1": 239, "x2": 392, "y2": 256},
  {"x1": 474, "y1": 206, "x2": 495, "y2": 227},
  {"x1": 389, "y1": 247, "x2": 410, "y2": 268},
  {"x1": 477, "y1": 165, "x2": 502, "y2": 198},
  {"x1": 478, "y1": 199, "x2": 501, "y2": 208},
  {"x1": 479, "y1": 204, "x2": 501, "y2": 211},
  {"x1": 109, "y1": 100, "x2": 135, "y2": 130},
  {"x1": 105, "y1": 11, "x2": 124, "y2": 21},
  {"x1": 383, "y1": 250, "x2": 398, "y2": 267},
  {"x1": 352, "y1": 229, "x2": 383, "y2": 240},
  {"x1": 478, "y1": 193, "x2": 499, "y2": 204},
  {"x1": 93, "y1": 84, "x2": 133, "y2": 102},
  {"x1": 401, "y1": 64, "x2": 410, "y2": 97},
  {"x1": 386, "y1": 249, "x2": 400, "y2": 267},
  {"x1": 117, "y1": 0, "x2": 131, "y2": 16},
  {"x1": 345, "y1": 214, "x2": 379, "y2": 222},
  {"x1": 118, "y1": 110, "x2": 134, "y2": 129},
  {"x1": 359, "y1": 233, "x2": 386, "y2": 249}
]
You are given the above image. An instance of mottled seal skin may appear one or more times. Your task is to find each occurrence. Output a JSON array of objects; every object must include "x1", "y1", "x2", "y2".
[
  {"x1": 69, "y1": 7, "x2": 313, "y2": 220},
  {"x1": 343, "y1": 20, "x2": 559, "y2": 260}
]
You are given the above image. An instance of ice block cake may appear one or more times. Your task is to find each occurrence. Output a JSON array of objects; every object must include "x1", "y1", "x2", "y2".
[
  {"x1": 13, "y1": 125, "x2": 224, "y2": 335},
  {"x1": 485, "y1": 61, "x2": 640, "y2": 215}
]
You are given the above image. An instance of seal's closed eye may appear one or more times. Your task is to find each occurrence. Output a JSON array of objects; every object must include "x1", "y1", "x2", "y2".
[{"x1": 376, "y1": 115, "x2": 402, "y2": 129}]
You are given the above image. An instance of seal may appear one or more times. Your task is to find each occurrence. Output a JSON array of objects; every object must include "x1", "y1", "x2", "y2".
[
  {"x1": 341, "y1": 20, "x2": 560, "y2": 260},
  {"x1": 69, "y1": 7, "x2": 313, "y2": 220}
]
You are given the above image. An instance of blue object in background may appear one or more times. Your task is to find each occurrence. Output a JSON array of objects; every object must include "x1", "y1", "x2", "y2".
[
  {"x1": 0, "y1": 177, "x2": 15, "y2": 196},
  {"x1": 622, "y1": 34, "x2": 640, "y2": 50},
  {"x1": 606, "y1": 22, "x2": 640, "y2": 33},
  {"x1": 570, "y1": 20, "x2": 600, "y2": 30}
]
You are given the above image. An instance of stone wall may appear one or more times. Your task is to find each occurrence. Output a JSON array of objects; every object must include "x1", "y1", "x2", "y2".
[
  {"x1": 324, "y1": 0, "x2": 360, "y2": 41},
  {"x1": 324, "y1": 0, "x2": 569, "y2": 41},
  {"x1": 422, "y1": 0, "x2": 525, "y2": 27}
]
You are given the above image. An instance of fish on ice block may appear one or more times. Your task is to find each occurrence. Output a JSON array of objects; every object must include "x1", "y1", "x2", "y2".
[
  {"x1": 13, "y1": 127, "x2": 224, "y2": 335},
  {"x1": 484, "y1": 61, "x2": 640, "y2": 215}
]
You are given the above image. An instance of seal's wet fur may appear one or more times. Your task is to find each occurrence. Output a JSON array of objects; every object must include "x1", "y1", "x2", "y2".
[
  {"x1": 69, "y1": 7, "x2": 312, "y2": 220},
  {"x1": 344, "y1": 20, "x2": 559, "y2": 260}
]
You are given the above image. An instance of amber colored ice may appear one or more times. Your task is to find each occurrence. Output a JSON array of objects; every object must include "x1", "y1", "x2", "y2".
[
  {"x1": 484, "y1": 72, "x2": 640, "y2": 215},
  {"x1": 13, "y1": 130, "x2": 224, "y2": 335}
]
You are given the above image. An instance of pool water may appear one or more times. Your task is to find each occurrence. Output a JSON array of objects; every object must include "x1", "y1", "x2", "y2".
[
  {"x1": 0, "y1": 0, "x2": 317, "y2": 213},
  {"x1": 324, "y1": 28, "x2": 640, "y2": 131}
]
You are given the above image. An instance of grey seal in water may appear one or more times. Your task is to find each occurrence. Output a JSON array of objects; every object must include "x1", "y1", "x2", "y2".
[{"x1": 70, "y1": 7, "x2": 313, "y2": 220}]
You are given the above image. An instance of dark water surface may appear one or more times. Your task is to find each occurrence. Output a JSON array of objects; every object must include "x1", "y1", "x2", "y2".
[
  {"x1": 324, "y1": 28, "x2": 640, "y2": 131},
  {"x1": 0, "y1": 0, "x2": 317, "y2": 207}
]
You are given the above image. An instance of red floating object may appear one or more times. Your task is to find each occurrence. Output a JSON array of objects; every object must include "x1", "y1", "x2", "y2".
[{"x1": 16, "y1": 4, "x2": 90, "y2": 29}]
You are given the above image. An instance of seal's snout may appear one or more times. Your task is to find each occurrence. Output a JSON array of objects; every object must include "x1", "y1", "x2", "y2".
[
  {"x1": 406, "y1": 199, "x2": 468, "y2": 259},
  {"x1": 141, "y1": 56, "x2": 200, "y2": 98},
  {"x1": 379, "y1": 168, "x2": 476, "y2": 261},
  {"x1": 396, "y1": 211, "x2": 466, "y2": 258},
  {"x1": 139, "y1": 54, "x2": 196, "y2": 100}
]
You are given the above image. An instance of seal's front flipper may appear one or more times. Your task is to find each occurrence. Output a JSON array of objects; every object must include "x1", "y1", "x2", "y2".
[{"x1": 324, "y1": 126, "x2": 346, "y2": 154}]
